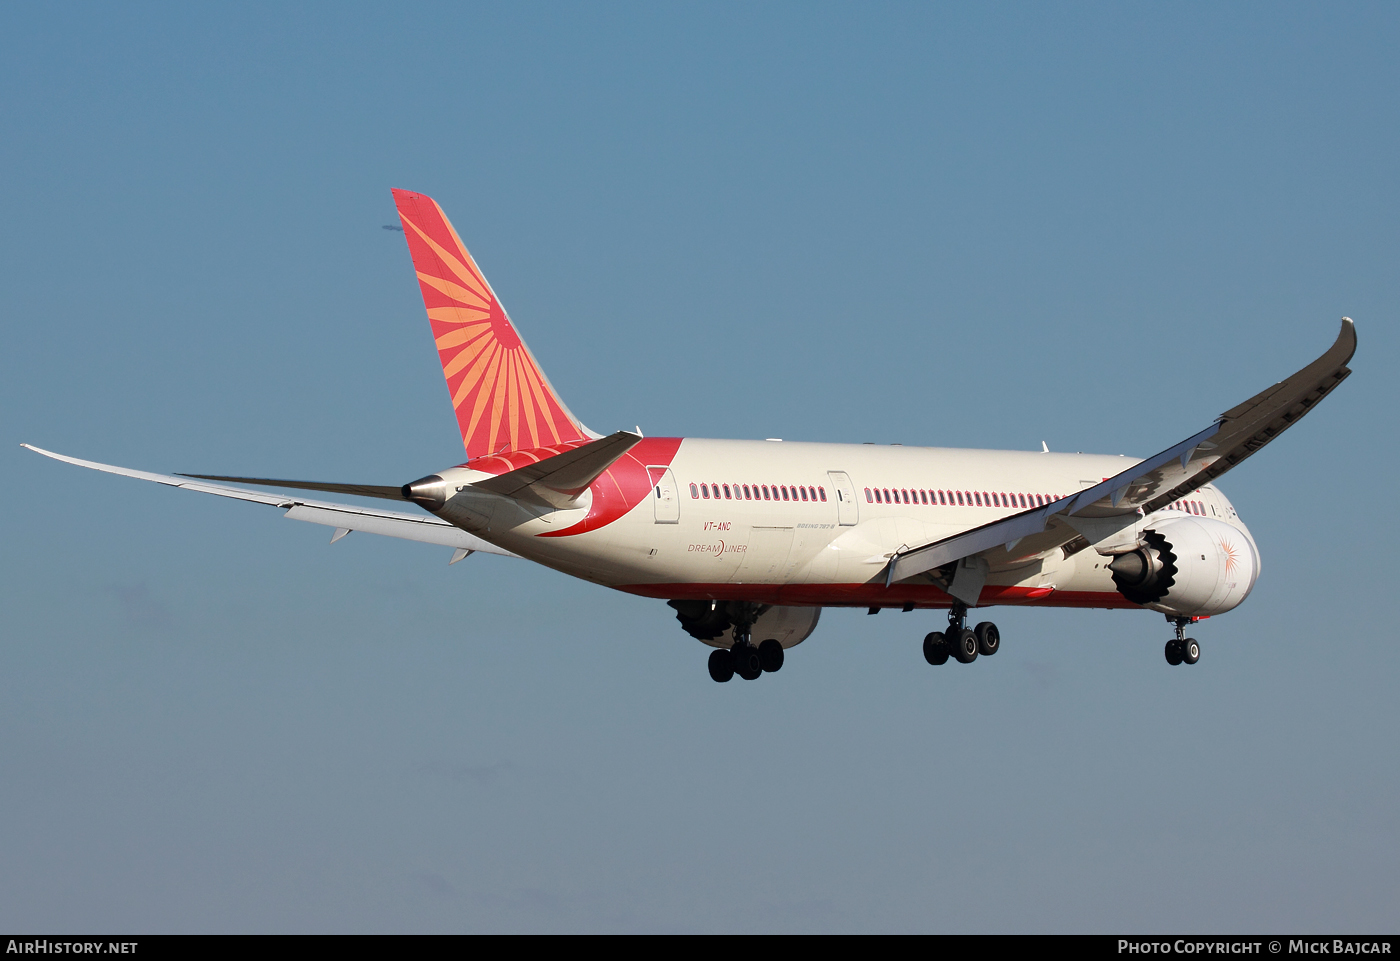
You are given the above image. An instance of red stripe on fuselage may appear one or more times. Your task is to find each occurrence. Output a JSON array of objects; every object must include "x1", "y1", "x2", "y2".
[
  {"x1": 538, "y1": 436, "x2": 683, "y2": 538},
  {"x1": 614, "y1": 582, "x2": 1141, "y2": 610}
]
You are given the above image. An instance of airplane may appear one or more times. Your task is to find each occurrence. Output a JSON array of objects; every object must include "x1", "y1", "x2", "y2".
[{"x1": 24, "y1": 189, "x2": 1357, "y2": 682}]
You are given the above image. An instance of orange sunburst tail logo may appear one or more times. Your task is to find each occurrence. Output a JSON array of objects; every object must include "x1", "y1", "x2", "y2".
[{"x1": 392, "y1": 188, "x2": 592, "y2": 459}]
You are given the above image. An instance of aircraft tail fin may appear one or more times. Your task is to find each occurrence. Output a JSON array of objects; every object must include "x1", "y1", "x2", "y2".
[{"x1": 391, "y1": 189, "x2": 595, "y2": 459}]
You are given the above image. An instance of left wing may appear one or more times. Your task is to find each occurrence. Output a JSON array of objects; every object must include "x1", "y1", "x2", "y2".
[
  {"x1": 887, "y1": 317, "x2": 1356, "y2": 587},
  {"x1": 21, "y1": 445, "x2": 516, "y2": 560}
]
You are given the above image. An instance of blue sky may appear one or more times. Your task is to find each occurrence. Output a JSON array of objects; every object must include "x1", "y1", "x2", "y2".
[{"x1": 2, "y1": 2, "x2": 1396, "y2": 932}]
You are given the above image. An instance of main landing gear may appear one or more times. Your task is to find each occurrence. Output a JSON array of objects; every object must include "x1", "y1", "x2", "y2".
[
  {"x1": 708, "y1": 639, "x2": 784, "y2": 682},
  {"x1": 922, "y1": 602, "x2": 999, "y2": 666},
  {"x1": 708, "y1": 612, "x2": 785, "y2": 683},
  {"x1": 1164, "y1": 616, "x2": 1201, "y2": 666}
]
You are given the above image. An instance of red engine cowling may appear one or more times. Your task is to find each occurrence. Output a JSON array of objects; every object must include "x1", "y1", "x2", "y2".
[{"x1": 1107, "y1": 516, "x2": 1260, "y2": 617}]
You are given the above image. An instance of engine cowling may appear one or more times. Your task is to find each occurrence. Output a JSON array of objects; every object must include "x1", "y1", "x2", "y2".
[
  {"x1": 667, "y1": 600, "x2": 821, "y2": 650},
  {"x1": 1107, "y1": 516, "x2": 1259, "y2": 617}
]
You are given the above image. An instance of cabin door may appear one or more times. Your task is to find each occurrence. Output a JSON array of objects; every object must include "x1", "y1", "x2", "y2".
[
  {"x1": 647, "y1": 467, "x2": 680, "y2": 523},
  {"x1": 827, "y1": 471, "x2": 859, "y2": 526}
]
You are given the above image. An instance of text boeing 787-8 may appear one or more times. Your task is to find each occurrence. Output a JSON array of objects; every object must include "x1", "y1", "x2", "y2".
[{"x1": 24, "y1": 189, "x2": 1356, "y2": 681}]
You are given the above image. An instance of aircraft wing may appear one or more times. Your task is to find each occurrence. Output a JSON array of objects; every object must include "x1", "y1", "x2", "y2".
[
  {"x1": 887, "y1": 318, "x2": 1357, "y2": 587},
  {"x1": 21, "y1": 445, "x2": 516, "y2": 560}
]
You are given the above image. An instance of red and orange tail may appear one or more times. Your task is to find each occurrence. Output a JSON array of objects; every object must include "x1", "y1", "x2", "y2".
[{"x1": 392, "y1": 188, "x2": 594, "y2": 460}]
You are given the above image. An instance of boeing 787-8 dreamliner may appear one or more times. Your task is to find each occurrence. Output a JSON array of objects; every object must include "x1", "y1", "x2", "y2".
[{"x1": 25, "y1": 190, "x2": 1357, "y2": 682}]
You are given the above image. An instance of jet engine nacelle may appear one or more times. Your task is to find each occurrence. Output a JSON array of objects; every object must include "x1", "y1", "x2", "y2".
[
  {"x1": 1106, "y1": 515, "x2": 1259, "y2": 617},
  {"x1": 667, "y1": 600, "x2": 821, "y2": 650}
]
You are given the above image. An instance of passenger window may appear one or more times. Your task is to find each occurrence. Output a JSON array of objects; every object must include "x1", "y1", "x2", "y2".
[
  {"x1": 782, "y1": 487, "x2": 789, "y2": 501},
  {"x1": 973, "y1": 492, "x2": 982, "y2": 506},
  {"x1": 937, "y1": 490, "x2": 946, "y2": 505},
  {"x1": 701, "y1": 484, "x2": 709, "y2": 499},
  {"x1": 920, "y1": 490, "x2": 928, "y2": 504},
  {"x1": 955, "y1": 491, "x2": 964, "y2": 505},
  {"x1": 819, "y1": 487, "x2": 827, "y2": 501},
  {"x1": 723, "y1": 484, "x2": 731, "y2": 499},
  {"x1": 809, "y1": 487, "x2": 817, "y2": 500},
  {"x1": 800, "y1": 487, "x2": 808, "y2": 501},
  {"x1": 690, "y1": 483, "x2": 699, "y2": 498},
  {"x1": 761, "y1": 485, "x2": 769, "y2": 500},
  {"x1": 865, "y1": 488, "x2": 872, "y2": 503}
]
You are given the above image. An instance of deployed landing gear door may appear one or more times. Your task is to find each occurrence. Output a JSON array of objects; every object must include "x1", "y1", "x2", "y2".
[
  {"x1": 827, "y1": 471, "x2": 858, "y2": 526},
  {"x1": 648, "y1": 466, "x2": 680, "y2": 523}
]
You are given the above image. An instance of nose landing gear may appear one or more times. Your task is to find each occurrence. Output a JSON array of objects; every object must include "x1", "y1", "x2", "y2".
[
  {"x1": 1165, "y1": 616, "x2": 1201, "y2": 666},
  {"x1": 923, "y1": 603, "x2": 999, "y2": 667}
]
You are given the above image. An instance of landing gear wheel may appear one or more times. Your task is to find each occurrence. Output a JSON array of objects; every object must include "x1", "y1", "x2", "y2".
[
  {"x1": 758, "y1": 639, "x2": 784, "y2": 673},
  {"x1": 953, "y1": 628, "x2": 979, "y2": 663},
  {"x1": 1182, "y1": 638, "x2": 1200, "y2": 664},
  {"x1": 923, "y1": 631, "x2": 949, "y2": 665},
  {"x1": 1164, "y1": 638, "x2": 1183, "y2": 665},
  {"x1": 707, "y1": 648, "x2": 734, "y2": 683},
  {"x1": 974, "y1": 621, "x2": 1000, "y2": 656},
  {"x1": 732, "y1": 643, "x2": 763, "y2": 680}
]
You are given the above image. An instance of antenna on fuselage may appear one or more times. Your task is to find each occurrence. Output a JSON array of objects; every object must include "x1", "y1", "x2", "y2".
[{"x1": 1041, "y1": 441, "x2": 1049, "y2": 453}]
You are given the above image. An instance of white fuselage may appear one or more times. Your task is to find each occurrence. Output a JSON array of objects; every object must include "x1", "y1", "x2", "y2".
[{"x1": 428, "y1": 438, "x2": 1260, "y2": 615}]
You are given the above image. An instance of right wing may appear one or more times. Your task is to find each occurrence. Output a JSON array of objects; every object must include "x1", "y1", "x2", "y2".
[
  {"x1": 21, "y1": 445, "x2": 516, "y2": 560},
  {"x1": 887, "y1": 317, "x2": 1357, "y2": 587}
]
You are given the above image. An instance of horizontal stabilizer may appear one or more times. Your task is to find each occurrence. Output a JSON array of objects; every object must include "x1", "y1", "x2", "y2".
[
  {"x1": 21, "y1": 445, "x2": 516, "y2": 558},
  {"x1": 887, "y1": 318, "x2": 1356, "y2": 586},
  {"x1": 471, "y1": 430, "x2": 642, "y2": 508},
  {"x1": 175, "y1": 473, "x2": 407, "y2": 502}
]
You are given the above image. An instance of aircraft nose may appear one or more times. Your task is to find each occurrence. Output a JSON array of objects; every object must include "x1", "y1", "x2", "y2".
[{"x1": 403, "y1": 474, "x2": 449, "y2": 510}]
